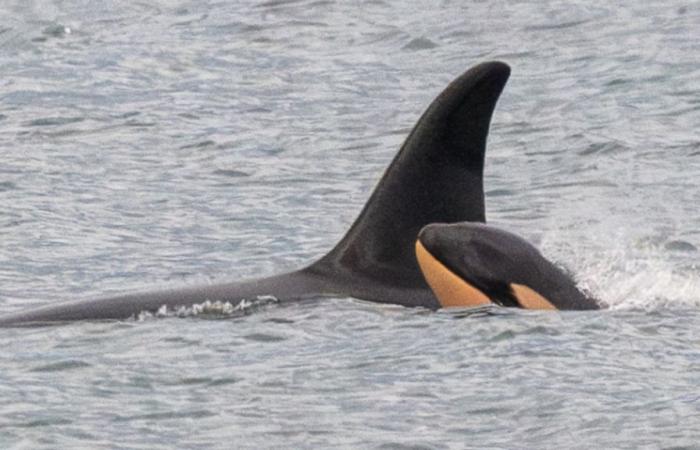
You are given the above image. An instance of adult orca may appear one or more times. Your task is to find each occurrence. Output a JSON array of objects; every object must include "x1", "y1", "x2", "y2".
[
  {"x1": 0, "y1": 61, "x2": 511, "y2": 325},
  {"x1": 415, "y1": 222, "x2": 599, "y2": 310}
]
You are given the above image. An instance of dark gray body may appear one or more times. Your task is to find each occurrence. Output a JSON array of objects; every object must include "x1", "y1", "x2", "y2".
[
  {"x1": 0, "y1": 61, "x2": 511, "y2": 325},
  {"x1": 418, "y1": 223, "x2": 599, "y2": 310}
]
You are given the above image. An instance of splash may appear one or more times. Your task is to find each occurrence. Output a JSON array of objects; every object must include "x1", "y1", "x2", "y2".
[
  {"x1": 541, "y1": 230, "x2": 700, "y2": 311},
  {"x1": 577, "y1": 249, "x2": 700, "y2": 311},
  {"x1": 136, "y1": 295, "x2": 279, "y2": 321}
]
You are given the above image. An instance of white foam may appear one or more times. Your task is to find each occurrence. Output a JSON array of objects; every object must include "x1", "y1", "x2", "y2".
[
  {"x1": 578, "y1": 250, "x2": 700, "y2": 310},
  {"x1": 136, "y1": 295, "x2": 279, "y2": 321},
  {"x1": 541, "y1": 230, "x2": 700, "y2": 311}
]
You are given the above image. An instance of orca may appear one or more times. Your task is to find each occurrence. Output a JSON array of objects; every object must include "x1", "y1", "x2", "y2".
[
  {"x1": 415, "y1": 222, "x2": 599, "y2": 310},
  {"x1": 0, "y1": 61, "x2": 512, "y2": 325}
]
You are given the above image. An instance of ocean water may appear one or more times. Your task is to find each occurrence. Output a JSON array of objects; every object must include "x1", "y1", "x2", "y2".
[{"x1": 1, "y1": 0, "x2": 699, "y2": 448}]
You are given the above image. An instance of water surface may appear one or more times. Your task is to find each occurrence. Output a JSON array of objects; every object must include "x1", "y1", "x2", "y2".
[{"x1": 1, "y1": 0, "x2": 699, "y2": 448}]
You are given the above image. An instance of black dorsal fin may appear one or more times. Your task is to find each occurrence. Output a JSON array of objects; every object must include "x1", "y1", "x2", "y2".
[{"x1": 309, "y1": 61, "x2": 510, "y2": 287}]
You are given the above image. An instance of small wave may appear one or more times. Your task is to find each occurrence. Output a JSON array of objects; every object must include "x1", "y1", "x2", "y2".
[
  {"x1": 439, "y1": 304, "x2": 508, "y2": 319},
  {"x1": 24, "y1": 116, "x2": 84, "y2": 127},
  {"x1": 179, "y1": 140, "x2": 216, "y2": 150},
  {"x1": 212, "y1": 168, "x2": 250, "y2": 178},
  {"x1": 664, "y1": 240, "x2": 697, "y2": 252},
  {"x1": 486, "y1": 188, "x2": 515, "y2": 198},
  {"x1": 10, "y1": 417, "x2": 73, "y2": 429},
  {"x1": 402, "y1": 37, "x2": 438, "y2": 51},
  {"x1": 114, "y1": 409, "x2": 216, "y2": 423},
  {"x1": 257, "y1": 0, "x2": 308, "y2": 9},
  {"x1": 243, "y1": 332, "x2": 286, "y2": 342},
  {"x1": 31, "y1": 24, "x2": 71, "y2": 42},
  {"x1": 0, "y1": 181, "x2": 17, "y2": 192},
  {"x1": 42, "y1": 24, "x2": 71, "y2": 38},
  {"x1": 579, "y1": 141, "x2": 629, "y2": 156},
  {"x1": 30, "y1": 360, "x2": 91, "y2": 372},
  {"x1": 525, "y1": 19, "x2": 588, "y2": 31}
]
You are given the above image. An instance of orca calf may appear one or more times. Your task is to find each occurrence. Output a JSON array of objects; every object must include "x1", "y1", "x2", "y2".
[
  {"x1": 416, "y1": 223, "x2": 598, "y2": 310},
  {"x1": 0, "y1": 62, "x2": 600, "y2": 326}
]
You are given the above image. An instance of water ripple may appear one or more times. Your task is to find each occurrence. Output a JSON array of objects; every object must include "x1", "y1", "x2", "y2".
[
  {"x1": 0, "y1": 0, "x2": 699, "y2": 448},
  {"x1": 30, "y1": 360, "x2": 91, "y2": 372}
]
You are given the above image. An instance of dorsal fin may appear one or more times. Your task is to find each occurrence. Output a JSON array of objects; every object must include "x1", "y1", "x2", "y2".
[{"x1": 309, "y1": 61, "x2": 510, "y2": 287}]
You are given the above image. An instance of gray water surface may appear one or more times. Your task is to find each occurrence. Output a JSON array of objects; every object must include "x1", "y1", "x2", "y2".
[{"x1": 1, "y1": 0, "x2": 699, "y2": 448}]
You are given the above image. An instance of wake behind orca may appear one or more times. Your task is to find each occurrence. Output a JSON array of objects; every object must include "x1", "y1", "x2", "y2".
[{"x1": 0, "y1": 61, "x2": 598, "y2": 326}]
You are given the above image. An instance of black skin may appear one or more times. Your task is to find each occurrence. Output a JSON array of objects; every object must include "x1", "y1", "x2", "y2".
[
  {"x1": 418, "y1": 222, "x2": 600, "y2": 310},
  {"x1": 0, "y1": 61, "x2": 511, "y2": 325}
]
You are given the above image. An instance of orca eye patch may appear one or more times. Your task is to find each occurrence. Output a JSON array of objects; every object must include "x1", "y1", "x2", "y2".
[
  {"x1": 510, "y1": 284, "x2": 556, "y2": 310},
  {"x1": 416, "y1": 230, "x2": 558, "y2": 311},
  {"x1": 415, "y1": 240, "x2": 492, "y2": 308}
]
